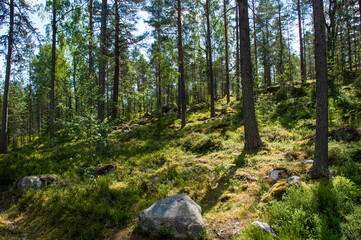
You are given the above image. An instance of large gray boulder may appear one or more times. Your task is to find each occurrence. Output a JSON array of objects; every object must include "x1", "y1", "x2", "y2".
[
  {"x1": 17, "y1": 176, "x2": 43, "y2": 191},
  {"x1": 139, "y1": 194, "x2": 206, "y2": 239}
]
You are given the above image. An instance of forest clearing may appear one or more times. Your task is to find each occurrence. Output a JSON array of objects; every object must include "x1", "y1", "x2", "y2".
[{"x1": 1, "y1": 0, "x2": 361, "y2": 239}]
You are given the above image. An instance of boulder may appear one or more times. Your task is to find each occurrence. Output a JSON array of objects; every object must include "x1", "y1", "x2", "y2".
[
  {"x1": 252, "y1": 221, "x2": 276, "y2": 236},
  {"x1": 17, "y1": 176, "x2": 43, "y2": 191},
  {"x1": 139, "y1": 194, "x2": 206, "y2": 239},
  {"x1": 287, "y1": 176, "x2": 301, "y2": 185}
]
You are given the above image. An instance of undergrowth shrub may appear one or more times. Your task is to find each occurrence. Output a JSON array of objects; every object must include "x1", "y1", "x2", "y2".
[
  {"x1": 179, "y1": 132, "x2": 223, "y2": 153},
  {"x1": 258, "y1": 177, "x2": 361, "y2": 240}
]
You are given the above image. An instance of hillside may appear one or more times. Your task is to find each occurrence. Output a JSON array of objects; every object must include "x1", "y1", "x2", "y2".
[{"x1": 1, "y1": 81, "x2": 361, "y2": 240}]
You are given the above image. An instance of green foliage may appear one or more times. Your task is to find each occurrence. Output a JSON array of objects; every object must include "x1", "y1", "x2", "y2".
[
  {"x1": 179, "y1": 132, "x2": 223, "y2": 154},
  {"x1": 254, "y1": 177, "x2": 361, "y2": 240}
]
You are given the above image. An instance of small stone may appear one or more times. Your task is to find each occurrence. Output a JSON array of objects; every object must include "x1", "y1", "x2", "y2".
[
  {"x1": 270, "y1": 170, "x2": 285, "y2": 180},
  {"x1": 287, "y1": 176, "x2": 301, "y2": 185},
  {"x1": 302, "y1": 159, "x2": 313, "y2": 165},
  {"x1": 252, "y1": 221, "x2": 276, "y2": 236}
]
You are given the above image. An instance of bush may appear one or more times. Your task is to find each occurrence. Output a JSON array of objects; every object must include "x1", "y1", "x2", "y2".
[
  {"x1": 258, "y1": 177, "x2": 361, "y2": 240},
  {"x1": 179, "y1": 132, "x2": 223, "y2": 154}
]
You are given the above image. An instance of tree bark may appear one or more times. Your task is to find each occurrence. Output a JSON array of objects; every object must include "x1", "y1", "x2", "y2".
[
  {"x1": 89, "y1": 0, "x2": 94, "y2": 77},
  {"x1": 298, "y1": 0, "x2": 306, "y2": 84},
  {"x1": 223, "y1": 0, "x2": 230, "y2": 103},
  {"x1": 112, "y1": 0, "x2": 120, "y2": 120},
  {"x1": 98, "y1": 0, "x2": 107, "y2": 121},
  {"x1": 29, "y1": 59, "x2": 32, "y2": 143},
  {"x1": 73, "y1": 55, "x2": 78, "y2": 114},
  {"x1": 177, "y1": 0, "x2": 186, "y2": 127},
  {"x1": 206, "y1": 0, "x2": 215, "y2": 118},
  {"x1": 251, "y1": 0, "x2": 258, "y2": 81},
  {"x1": 309, "y1": 0, "x2": 329, "y2": 178},
  {"x1": 238, "y1": 0, "x2": 263, "y2": 152},
  {"x1": 277, "y1": 0, "x2": 284, "y2": 79},
  {"x1": 50, "y1": 0, "x2": 57, "y2": 146},
  {"x1": 0, "y1": 0, "x2": 14, "y2": 153},
  {"x1": 236, "y1": 1, "x2": 240, "y2": 100}
]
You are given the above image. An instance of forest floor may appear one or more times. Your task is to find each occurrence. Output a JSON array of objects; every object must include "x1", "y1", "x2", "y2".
[{"x1": 1, "y1": 81, "x2": 361, "y2": 240}]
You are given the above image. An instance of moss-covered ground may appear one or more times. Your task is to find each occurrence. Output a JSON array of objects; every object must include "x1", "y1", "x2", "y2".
[{"x1": 1, "y1": 80, "x2": 361, "y2": 239}]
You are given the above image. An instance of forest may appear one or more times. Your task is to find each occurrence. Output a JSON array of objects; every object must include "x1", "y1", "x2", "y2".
[{"x1": 0, "y1": 0, "x2": 361, "y2": 239}]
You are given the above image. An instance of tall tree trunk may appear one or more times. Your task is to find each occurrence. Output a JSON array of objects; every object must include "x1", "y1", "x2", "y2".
[
  {"x1": 0, "y1": 0, "x2": 14, "y2": 153},
  {"x1": 238, "y1": 0, "x2": 263, "y2": 152},
  {"x1": 50, "y1": 0, "x2": 57, "y2": 146},
  {"x1": 206, "y1": 0, "x2": 215, "y2": 118},
  {"x1": 309, "y1": 0, "x2": 329, "y2": 178},
  {"x1": 345, "y1": 0, "x2": 352, "y2": 70},
  {"x1": 89, "y1": 0, "x2": 94, "y2": 77},
  {"x1": 277, "y1": 0, "x2": 284, "y2": 80},
  {"x1": 224, "y1": 0, "x2": 230, "y2": 103},
  {"x1": 251, "y1": 0, "x2": 258, "y2": 81},
  {"x1": 298, "y1": 0, "x2": 306, "y2": 84},
  {"x1": 112, "y1": 0, "x2": 120, "y2": 120},
  {"x1": 29, "y1": 59, "x2": 32, "y2": 143},
  {"x1": 73, "y1": 55, "x2": 78, "y2": 114},
  {"x1": 236, "y1": 1, "x2": 240, "y2": 100},
  {"x1": 98, "y1": 0, "x2": 107, "y2": 121},
  {"x1": 177, "y1": 0, "x2": 186, "y2": 127}
]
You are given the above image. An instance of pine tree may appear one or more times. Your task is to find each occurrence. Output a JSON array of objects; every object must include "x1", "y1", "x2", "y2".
[
  {"x1": 309, "y1": 0, "x2": 329, "y2": 178},
  {"x1": 238, "y1": 0, "x2": 263, "y2": 151}
]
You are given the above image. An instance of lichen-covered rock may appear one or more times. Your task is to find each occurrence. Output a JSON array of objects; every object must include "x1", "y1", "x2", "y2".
[
  {"x1": 262, "y1": 182, "x2": 290, "y2": 202},
  {"x1": 287, "y1": 176, "x2": 301, "y2": 185},
  {"x1": 252, "y1": 221, "x2": 276, "y2": 236},
  {"x1": 17, "y1": 176, "x2": 43, "y2": 191},
  {"x1": 139, "y1": 194, "x2": 206, "y2": 239},
  {"x1": 270, "y1": 169, "x2": 286, "y2": 180}
]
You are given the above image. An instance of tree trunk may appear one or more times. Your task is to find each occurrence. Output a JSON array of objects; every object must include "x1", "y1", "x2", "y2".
[
  {"x1": 0, "y1": 0, "x2": 14, "y2": 153},
  {"x1": 309, "y1": 0, "x2": 329, "y2": 178},
  {"x1": 345, "y1": 1, "x2": 352, "y2": 70},
  {"x1": 298, "y1": 0, "x2": 306, "y2": 84},
  {"x1": 112, "y1": 0, "x2": 120, "y2": 120},
  {"x1": 73, "y1": 55, "x2": 78, "y2": 114},
  {"x1": 50, "y1": 0, "x2": 57, "y2": 146},
  {"x1": 206, "y1": 0, "x2": 215, "y2": 118},
  {"x1": 277, "y1": 0, "x2": 284, "y2": 80},
  {"x1": 177, "y1": 0, "x2": 186, "y2": 127},
  {"x1": 29, "y1": 59, "x2": 32, "y2": 143},
  {"x1": 89, "y1": 0, "x2": 94, "y2": 77},
  {"x1": 224, "y1": 0, "x2": 230, "y2": 103},
  {"x1": 236, "y1": 1, "x2": 240, "y2": 100},
  {"x1": 251, "y1": 0, "x2": 258, "y2": 81},
  {"x1": 98, "y1": 0, "x2": 107, "y2": 121},
  {"x1": 238, "y1": 0, "x2": 263, "y2": 152}
]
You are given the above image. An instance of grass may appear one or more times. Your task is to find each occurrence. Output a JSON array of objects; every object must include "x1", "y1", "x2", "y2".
[{"x1": 0, "y1": 80, "x2": 360, "y2": 239}]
